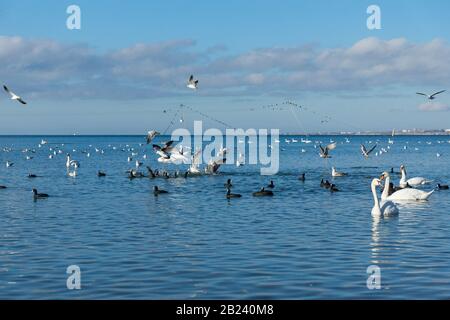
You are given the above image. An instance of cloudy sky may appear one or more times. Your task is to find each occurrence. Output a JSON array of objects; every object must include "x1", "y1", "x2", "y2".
[{"x1": 0, "y1": 0, "x2": 449, "y2": 134}]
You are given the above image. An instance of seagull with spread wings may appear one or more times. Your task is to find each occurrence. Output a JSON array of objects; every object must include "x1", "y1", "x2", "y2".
[
  {"x1": 188, "y1": 149, "x2": 202, "y2": 174},
  {"x1": 3, "y1": 85, "x2": 27, "y2": 105},
  {"x1": 319, "y1": 142, "x2": 337, "y2": 158},
  {"x1": 416, "y1": 90, "x2": 446, "y2": 100},
  {"x1": 361, "y1": 144, "x2": 377, "y2": 159},
  {"x1": 205, "y1": 148, "x2": 227, "y2": 174},
  {"x1": 146, "y1": 130, "x2": 160, "y2": 144},
  {"x1": 153, "y1": 140, "x2": 174, "y2": 161},
  {"x1": 187, "y1": 75, "x2": 199, "y2": 90}
]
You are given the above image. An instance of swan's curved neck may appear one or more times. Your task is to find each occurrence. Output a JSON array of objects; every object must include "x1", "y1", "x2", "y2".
[
  {"x1": 372, "y1": 182, "x2": 382, "y2": 216},
  {"x1": 400, "y1": 168, "x2": 406, "y2": 184},
  {"x1": 381, "y1": 175, "x2": 390, "y2": 200}
]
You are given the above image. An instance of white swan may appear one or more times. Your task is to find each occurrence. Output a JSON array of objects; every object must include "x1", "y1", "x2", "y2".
[
  {"x1": 381, "y1": 172, "x2": 434, "y2": 201},
  {"x1": 371, "y1": 178, "x2": 399, "y2": 217},
  {"x1": 399, "y1": 165, "x2": 432, "y2": 187},
  {"x1": 66, "y1": 154, "x2": 71, "y2": 168}
]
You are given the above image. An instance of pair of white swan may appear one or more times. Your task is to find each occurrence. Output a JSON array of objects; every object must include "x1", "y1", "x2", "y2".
[
  {"x1": 381, "y1": 172, "x2": 434, "y2": 201},
  {"x1": 371, "y1": 178, "x2": 399, "y2": 217},
  {"x1": 399, "y1": 165, "x2": 432, "y2": 187}
]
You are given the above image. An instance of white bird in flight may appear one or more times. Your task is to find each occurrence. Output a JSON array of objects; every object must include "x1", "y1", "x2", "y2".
[
  {"x1": 360, "y1": 144, "x2": 377, "y2": 159},
  {"x1": 319, "y1": 142, "x2": 336, "y2": 158},
  {"x1": 416, "y1": 90, "x2": 446, "y2": 100},
  {"x1": 146, "y1": 130, "x2": 160, "y2": 144},
  {"x1": 187, "y1": 75, "x2": 199, "y2": 90},
  {"x1": 3, "y1": 85, "x2": 27, "y2": 105}
]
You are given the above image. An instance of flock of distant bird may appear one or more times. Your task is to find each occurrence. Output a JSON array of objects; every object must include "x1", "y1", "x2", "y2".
[
  {"x1": 0, "y1": 78, "x2": 448, "y2": 209},
  {"x1": 1, "y1": 131, "x2": 449, "y2": 206}
]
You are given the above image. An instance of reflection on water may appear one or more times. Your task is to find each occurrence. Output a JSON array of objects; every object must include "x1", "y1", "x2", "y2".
[{"x1": 0, "y1": 135, "x2": 449, "y2": 299}]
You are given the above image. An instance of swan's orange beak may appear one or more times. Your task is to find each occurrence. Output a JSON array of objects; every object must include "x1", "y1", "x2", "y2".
[{"x1": 380, "y1": 174, "x2": 385, "y2": 180}]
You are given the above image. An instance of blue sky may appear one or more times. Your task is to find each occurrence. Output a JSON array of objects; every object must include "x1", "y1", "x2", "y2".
[{"x1": 0, "y1": 0, "x2": 449, "y2": 134}]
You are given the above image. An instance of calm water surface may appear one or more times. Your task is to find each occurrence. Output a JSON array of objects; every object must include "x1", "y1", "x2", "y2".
[{"x1": 0, "y1": 135, "x2": 449, "y2": 299}]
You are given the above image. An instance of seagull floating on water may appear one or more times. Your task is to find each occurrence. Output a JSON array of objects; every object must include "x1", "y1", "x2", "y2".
[{"x1": 332, "y1": 167, "x2": 348, "y2": 177}]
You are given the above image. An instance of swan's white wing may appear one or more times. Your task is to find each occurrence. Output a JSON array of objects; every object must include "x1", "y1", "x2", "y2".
[
  {"x1": 380, "y1": 201, "x2": 399, "y2": 216},
  {"x1": 388, "y1": 188, "x2": 434, "y2": 201},
  {"x1": 407, "y1": 177, "x2": 432, "y2": 186}
]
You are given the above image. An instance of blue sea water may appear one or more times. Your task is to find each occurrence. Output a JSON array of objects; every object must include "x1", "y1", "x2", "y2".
[{"x1": 0, "y1": 134, "x2": 450, "y2": 299}]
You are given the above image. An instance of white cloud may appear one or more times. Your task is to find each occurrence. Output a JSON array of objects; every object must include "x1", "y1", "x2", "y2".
[
  {"x1": 418, "y1": 101, "x2": 449, "y2": 112},
  {"x1": 0, "y1": 35, "x2": 449, "y2": 100}
]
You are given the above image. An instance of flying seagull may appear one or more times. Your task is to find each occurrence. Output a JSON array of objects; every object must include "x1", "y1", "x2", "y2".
[
  {"x1": 187, "y1": 75, "x2": 199, "y2": 90},
  {"x1": 152, "y1": 140, "x2": 174, "y2": 160},
  {"x1": 146, "y1": 130, "x2": 160, "y2": 144},
  {"x1": 205, "y1": 148, "x2": 227, "y2": 174},
  {"x1": 3, "y1": 85, "x2": 27, "y2": 105},
  {"x1": 361, "y1": 144, "x2": 377, "y2": 158},
  {"x1": 188, "y1": 149, "x2": 202, "y2": 174},
  {"x1": 416, "y1": 90, "x2": 446, "y2": 100},
  {"x1": 319, "y1": 142, "x2": 337, "y2": 158}
]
